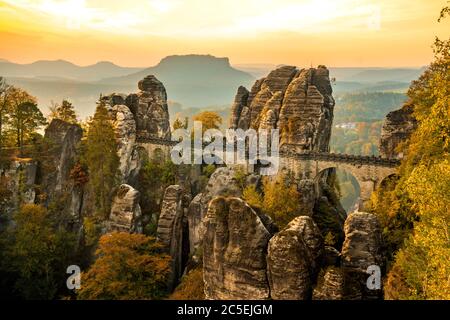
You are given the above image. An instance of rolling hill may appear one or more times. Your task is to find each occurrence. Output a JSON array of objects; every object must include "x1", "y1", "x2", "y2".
[{"x1": 0, "y1": 60, "x2": 143, "y2": 82}]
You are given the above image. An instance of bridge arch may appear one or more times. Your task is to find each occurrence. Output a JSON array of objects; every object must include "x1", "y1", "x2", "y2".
[
  {"x1": 314, "y1": 167, "x2": 361, "y2": 212},
  {"x1": 378, "y1": 173, "x2": 399, "y2": 189}
]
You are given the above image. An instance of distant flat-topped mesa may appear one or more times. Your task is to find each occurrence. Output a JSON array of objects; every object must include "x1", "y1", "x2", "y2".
[
  {"x1": 230, "y1": 65, "x2": 334, "y2": 152},
  {"x1": 102, "y1": 75, "x2": 171, "y2": 141}
]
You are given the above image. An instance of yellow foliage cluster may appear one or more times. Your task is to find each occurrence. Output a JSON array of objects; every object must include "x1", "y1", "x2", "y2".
[
  {"x1": 243, "y1": 175, "x2": 301, "y2": 229},
  {"x1": 170, "y1": 267, "x2": 205, "y2": 300},
  {"x1": 78, "y1": 232, "x2": 171, "y2": 300},
  {"x1": 380, "y1": 30, "x2": 450, "y2": 300},
  {"x1": 385, "y1": 161, "x2": 450, "y2": 299}
]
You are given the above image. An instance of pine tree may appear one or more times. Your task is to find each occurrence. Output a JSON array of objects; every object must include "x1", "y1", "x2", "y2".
[
  {"x1": 48, "y1": 99, "x2": 78, "y2": 124},
  {"x1": 85, "y1": 100, "x2": 119, "y2": 219}
]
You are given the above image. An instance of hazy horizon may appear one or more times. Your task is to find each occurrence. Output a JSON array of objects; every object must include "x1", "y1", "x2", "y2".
[{"x1": 0, "y1": 55, "x2": 428, "y2": 69}]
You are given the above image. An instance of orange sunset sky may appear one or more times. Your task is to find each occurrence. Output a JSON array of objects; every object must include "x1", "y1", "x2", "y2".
[{"x1": 0, "y1": 0, "x2": 448, "y2": 67}]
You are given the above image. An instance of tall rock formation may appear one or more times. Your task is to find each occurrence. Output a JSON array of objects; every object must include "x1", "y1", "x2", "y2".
[
  {"x1": 187, "y1": 193, "x2": 204, "y2": 255},
  {"x1": 0, "y1": 160, "x2": 37, "y2": 215},
  {"x1": 312, "y1": 266, "x2": 345, "y2": 300},
  {"x1": 127, "y1": 75, "x2": 171, "y2": 140},
  {"x1": 101, "y1": 75, "x2": 172, "y2": 183},
  {"x1": 42, "y1": 119, "x2": 83, "y2": 195},
  {"x1": 41, "y1": 119, "x2": 83, "y2": 219},
  {"x1": 106, "y1": 184, "x2": 142, "y2": 233},
  {"x1": 341, "y1": 212, "x2": 384, "y2": 299},
  {"x1": 267, "y1": 216, "x2": 323, "y2": 300},
  {"x1": 157, "y1": 185, "x2": 190, "y2": 290},
  {"x1": 203, "y1": 197, "x2": 272, "y2": 300},
  {"x1": 379, "y1": 104, "x2": 417, "y2": 159},
  {"x1": 109, "y1": 104, "x2": 140, "y2": 182},
  {"x1": 103, "y1": 76, "x2": 171, "y2": 141},
  {"x1": 230, "y1": 65, "x2": 335, "y2": 151}
]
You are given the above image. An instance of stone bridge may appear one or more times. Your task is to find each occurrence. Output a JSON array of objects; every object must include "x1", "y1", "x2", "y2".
[
  {"x1": 138, "y1": 137, "x2": 400, "y2": 208},
  {"x1": 276, "y1": 150, "x2": 399, "y2": 207}
]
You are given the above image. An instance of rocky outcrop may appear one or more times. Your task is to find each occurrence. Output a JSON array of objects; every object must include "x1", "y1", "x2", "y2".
[
  {"x1": 312, "y1": 266, "x2": 345, "y2": 300},
  {"x1": 187, "y1": 193, "x2": 204, "y2": 255},
  {"x1": 229, "y1": 86, "x2": 249, "y2": 129},
  {"x1": 200, "y1": 167, "x2": 243, "y2": 212},
  {"x1": 42, "y1": 119, "x2": 82, "y2": 195},
  {"x1": 297, "y1": 179, "x2": 317, "y2": 216},
  {"x1": 41, "y1": 119, "x2": 83, "y2": 219},
  {"x1": 203, "y1": 197, "x2": 271, "y2": 300},
  {"x1": 186, "y1": 167, "x2": 264, "y2": 254},
  {"x1": 267, "y1": 216, "x2": 323, "y2": 300},
  {"x1": 1, "y1": 160, "x2": 37, "y2": 212},
  {"x1": 230, "y1": 65, "x2": 334, "y2": 151},
  {"x1": 157, "y1": 185, "x2": 190, "y2": 290},
  {"x1": 101, "y1": 75, "x2": 171, "y2": 183},
  {"x1": 341, "y1": 212, "x2": 384, "y2": 299},
  {"x1": 128, "y1": 75, "x2": 171, "y2": 140},
  {"x1": 106, "y1": 184, "x2": 142, "y2": 233},
  {"x1": 110, "y1": 104, "x2": 140, "y2": 183},
  {"x1": 103, "y1": 76, "x2": 171, "y2": 141},
  {"x1": 380, "y1": 104, "x2": 417, "y2": 159}
]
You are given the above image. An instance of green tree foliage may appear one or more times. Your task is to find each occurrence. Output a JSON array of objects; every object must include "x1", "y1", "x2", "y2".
[
  {"x1": 138, "y1": 155, "x2": 177, "y2": 235},
  {"x1": 0, "y1": 204, "x2": 77, "y2": 299},
  {"x1": 331, "y1": 121, "x2": 382, "y2": 155},
  {"x1": 48, "y1": 99, "x2": 78, "y2": 124},
  {"x1": 371, "y1": 16, "x2": 450, "y2": 299},
  {"x1": 243, "y1": 175, "x2": 301, "y2": 229},
  {"x1": 334, "y1": 92, "x2": 407, "y2": 123},
  {"x1": 330, "y1": 92, "x2": 408, "y2": 156},
  {"x1": 85, "y1": 101, "x2": 119, "y2": 219},
  {"x1": 78, "y1": 232, "x2": 171, "y2": 300},
  {"x1": 0, "y1": 87, "x2": 46, "y2": 151}
]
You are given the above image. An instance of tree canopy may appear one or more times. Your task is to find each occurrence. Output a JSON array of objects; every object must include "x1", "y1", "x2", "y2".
[{"x1": 78, "y1": 232, "x2": 171, "y2": 300}]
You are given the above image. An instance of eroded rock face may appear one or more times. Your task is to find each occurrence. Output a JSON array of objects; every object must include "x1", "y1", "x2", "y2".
[
  {"x1": 42, "y1": 119, "x2": 83, "y2": 195},
  {"x1": 200, "y1": 167, "x2": 243, "y2": 214},
  {"x1": 312, "y1": 266, "x2": 345, "y2": 300},
  {"x1": 297, "y1": 179, "x2": 317, "y2": 216},
  {"x1": 109, "y1": 104, "x2": 141, "y2": 183},
  {"x1": 203, "y1": 197, "x2": 271, "y2": 300},
  {"x1": 102, "y1": 75, "x2": 171, "y2": 140},
  {"x1": 341, "y1": 212, "x2": 383, "y2": 299},
  {"x1": 129, "y1": 75, "x2": 171, "y2": 140},
  {"x1": 231, "y1": 65, "x2": 334, "y2": 151},
  {"x1": 107, "y1": 184, "x2": 142, "y2": 233},
  {"x1": 267, "y1": 216, "x2": 323, "y2": 300},
  {"x1": 187, "y1": 193, "x2": 204, "y2": 255},
  {"x1": 380, "y1": 104, "x2": 417, "y2": 159},
  {"x1": 100, "y1": 75, "x2": 171, "y2": 183},
  {"x1": 41, "y1": 119, "x2": 83, "y2": 219},
  {"x1": 1, "y1": 160, "x2": 37, "y2": 214},
  {"x1": 229, "y1": 86, "x2": 249, "y2": 129},
  {"x1": 157, "y1": 185, "x2": 190, "y2": 290}
]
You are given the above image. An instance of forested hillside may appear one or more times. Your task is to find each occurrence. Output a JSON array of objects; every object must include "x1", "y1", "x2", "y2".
[{"x1": 369, "y1": 23, "x2": 450, "y2": 299}]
